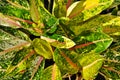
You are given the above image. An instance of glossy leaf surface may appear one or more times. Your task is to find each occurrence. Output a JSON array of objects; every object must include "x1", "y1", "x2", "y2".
[{"x1": 33, "y1": 38, "x2": 53, "y2": 59}]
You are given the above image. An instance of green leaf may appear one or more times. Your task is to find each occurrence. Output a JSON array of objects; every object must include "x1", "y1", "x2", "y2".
[
  {"x1": 45, "y1": 17, "x2": 59, "y2": 34},
  {"x1": 67, "y1": 0, "x2": 114, "y2": 24},
  {"x1": 25, "y1": 55, "x2": 45, "y2": 80},
  {"x1": 0, "y1": 0, "x2": 30, "y2": 19},
  {"x1": 102, "y1": 17, "x2": 120, "y2": 34},
  {"x1": 4, "y1": 0, "x2": 29, "y2": 10},
  {"x1": 0, "y1": 0, "x2": 41, "y2": 36},
  {"x1": 0, "y1": 29, "x2": 30, "y2": 55},
  {"x1": 53, "y1": 0, "x2": 67, "y2": 18},
  {"x1": 0, "y1": 13, "x2": 22, "y2": 28},
  {"x1": 0, "y1": 1, "x2": 42, "y2": 36},
  {"x1": 51, "y1": 36, "x2": 76, "y2": 48},
  {"x1": 41, "y1": 35, "x2": 76, "y2": 49},
  {"x1": 33, "y1": 38, "x2": 53, "y2": 59},
  {"x1": 66, "y1": 1, "x2": 85, "y2": 18},
  {"x1": 40, "y1": 64, "x2": 62, "y2": 80},
  {"x1": 33, "y1": 57, "x2": 45, "y2": 80},
  {"x1": 0, "y1": 0, "x2": 120, "y2": 79},
  {"x1": 73, "y1": 31, "x2": 113, "y2": 53},
  {"x1": 3, "y1": 50, "x2": 45, "y2": 80},
  {"x1": 0, "y1": 26, "x2": 31, "y2": 41},
  {"x1": 69, "y1": 14, "x2": 119, "y2": 36},
  {"x1": 53, "y1": 49, "x2": 79, "y2": 75},
  {"x1": 5, "y1": 48, "x2": 33, "y2": 75},
  {"x1": 38, "y1": 4, "x2": 56, "y2": 23},
  {"x1": 0, "y1": 52, "x2": 16, "y2": 79},
  {"x1": 78, "y1": 52, "x2": 104, "y2": 80},
  {"x1": 37, "y1": 4, "x2": 59, "y2": 34},
  {"x1": 29, "y1": 0, "x2": 40, "y2": 23}
]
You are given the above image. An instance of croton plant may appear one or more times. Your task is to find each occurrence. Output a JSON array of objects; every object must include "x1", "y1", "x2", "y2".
[{"x1": 0, "y1": 0, "x2": 120, "y2": 80}]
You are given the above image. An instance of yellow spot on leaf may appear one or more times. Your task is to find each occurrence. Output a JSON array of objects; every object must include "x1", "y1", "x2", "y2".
[{"x1": 84, "y1": 0, "x2": 99, "y2": 10}]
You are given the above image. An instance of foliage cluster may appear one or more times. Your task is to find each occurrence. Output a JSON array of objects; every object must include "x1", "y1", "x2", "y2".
[{"x1": 0, "y1": 0, "x2": 120, "y2": 80}]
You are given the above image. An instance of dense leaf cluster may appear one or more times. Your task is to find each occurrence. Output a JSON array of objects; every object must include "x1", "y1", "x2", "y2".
[{"x1": 0, "y1": 0, "x2": 120, "y2": 80}]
